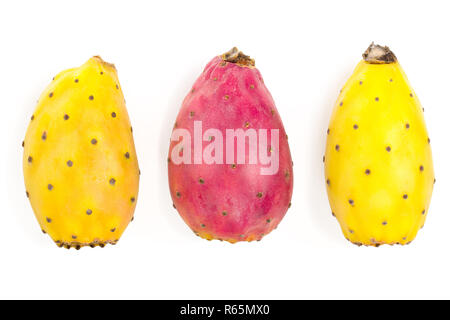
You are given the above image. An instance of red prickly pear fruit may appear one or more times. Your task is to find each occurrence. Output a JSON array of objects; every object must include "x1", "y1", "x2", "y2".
[{"x1": 168, "y1": 47, "x2": 293, "y2": 243}]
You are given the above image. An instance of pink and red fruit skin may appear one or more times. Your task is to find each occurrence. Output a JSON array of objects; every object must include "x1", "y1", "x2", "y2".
[{"x1": 168, "y1": 50, "x2": 293, "y2": 243}]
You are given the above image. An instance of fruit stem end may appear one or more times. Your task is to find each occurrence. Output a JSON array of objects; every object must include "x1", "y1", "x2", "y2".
[
  {"x1": 221, "y1": 47, "x2": 255, "y2": 67},
  {"x1": 362, "y1": 43, "x2": 397, "y2": 64}
]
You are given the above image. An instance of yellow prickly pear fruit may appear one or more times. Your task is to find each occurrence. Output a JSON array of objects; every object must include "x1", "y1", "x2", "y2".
[
  {"x1": 23, "y1": 56, "x2": 139, "y2": 249},
  {"x1": 324, "y1": 43, "x2": 434, "y2": 247}
]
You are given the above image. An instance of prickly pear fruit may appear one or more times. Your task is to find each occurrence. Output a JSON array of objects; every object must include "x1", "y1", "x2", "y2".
[
  {"x1": 324, "y1": 43, "x2": 434, "y2": 246},
  {"x1": 23, "y1": 56, "x2": 139, "y2": 249},
  {"x1": 168, "y1": 48, "x2": 293, "y2": 243}
]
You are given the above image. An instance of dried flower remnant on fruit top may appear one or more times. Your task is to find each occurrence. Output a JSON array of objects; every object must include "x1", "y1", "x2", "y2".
[
  {"x1": 221, "y1": 47, "x2": 255, "y2": 67},
  {"x1": 362, "y1": 43, "x2": 397, "y2": 64}
]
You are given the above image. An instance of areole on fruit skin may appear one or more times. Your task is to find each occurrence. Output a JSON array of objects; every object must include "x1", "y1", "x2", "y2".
[
  {"x1": 324, "y1": 43, "x2": 434, "y2": 247},
  {"x1": 23, "y1": 56, "x2": 140, "y2": 250},
  {"x1": 168, "y1": 47, "x2": 293, "y2": 243}
]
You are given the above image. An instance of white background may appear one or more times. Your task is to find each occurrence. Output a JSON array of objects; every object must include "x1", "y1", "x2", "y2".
[{"x1": 0, "y1": 0, "x2": 449, "y2": 299}]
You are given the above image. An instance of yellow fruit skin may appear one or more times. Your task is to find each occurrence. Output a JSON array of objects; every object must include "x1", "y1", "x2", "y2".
[
  {"x1": 23, "y1": 57, "x2": 139, "y2": 249},
  {"x1": 325, "y1": 60, "x2": 434, "y2": 246}
]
